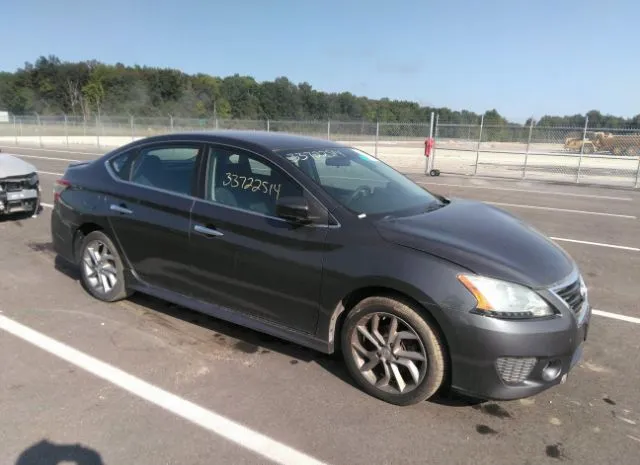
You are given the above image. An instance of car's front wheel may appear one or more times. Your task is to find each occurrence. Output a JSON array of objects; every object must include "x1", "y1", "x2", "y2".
[
  {"x1": 341, "y1": 296, "x2": 447, "y2": 406},
  {"x1": 79, "y1": 231, "x2": 129, "y2": 302}
]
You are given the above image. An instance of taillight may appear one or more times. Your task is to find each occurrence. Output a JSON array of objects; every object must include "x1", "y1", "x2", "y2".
[{"x1": 53, "y1": 179, "x2": 71, "y2": 203}]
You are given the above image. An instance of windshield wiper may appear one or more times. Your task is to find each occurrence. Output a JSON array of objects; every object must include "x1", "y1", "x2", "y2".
[
  {"x1": 423, "y1": 202, "x2": 446, "y2": 213},
  {"x1": 378, "y1": 199, "x2": 448, "y2": 221}
]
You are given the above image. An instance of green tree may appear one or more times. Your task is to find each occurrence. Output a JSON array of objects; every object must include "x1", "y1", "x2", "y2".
[
  {"x1": 82, "y1": 79, "x2": 105, "y2": 116},
  {"x1": 2, "y1": 54, "x2": 638, "y2": 135}
]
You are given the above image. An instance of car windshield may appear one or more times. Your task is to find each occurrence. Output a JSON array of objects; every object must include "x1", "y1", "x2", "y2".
[{"x1": 277, "y1": 146, "x2": 444, "y2": 217}]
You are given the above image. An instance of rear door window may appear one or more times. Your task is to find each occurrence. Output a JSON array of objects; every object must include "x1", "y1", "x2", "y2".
[{"x1": 129, "y1": 145, "x2": 201, "y2": 196}]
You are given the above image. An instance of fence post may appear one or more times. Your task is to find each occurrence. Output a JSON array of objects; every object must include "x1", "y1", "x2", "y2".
[
  {"x1": 375, "y1": 121, "x2": 379, "y2": 158},
  {"x1": 130, "y1": 115, "x2": 135, "y2": 141},
  {"x1": 576, "y1": 116, "x2": 589, "y2": 183},
  {"x1": 635, "y1": 157, "x2": 640, "y2": 188},
  {"x1": 327, "y1": 120, "x2": 331, "y2": 140},
  {"x1": 266, "y1": 119, "x2": 270, "y2": 132},
  {"x1": 523, "y1": 118, "x2": 534, "y2": 178},
  {"x1": 169, "y1": 114, "x2": 174, "y2": 132},
  {"x1": 13, "y1": 114, "x2": 18, "y2": 145},
  {"x1": 35, "y1": 112, "x2": 43, "y2": 148},
  {"x1": 432, "y1": 113, "x2": 440, "y2": 171},
  {"x1": 473, "y1": 114, "x2": 484, "y2": 175},
  {"x1": 215, "y1": 118, "x2": 219, "y2": 130},
  {"x1": 96, "y1": 114, "x2": 101, "y2": 148},
  {"x1": 64, "y1": 114, "x2": 69, "y2": 147},
  {"x1": 425, "y1": 112, "x2": 435, "y2": 174}
]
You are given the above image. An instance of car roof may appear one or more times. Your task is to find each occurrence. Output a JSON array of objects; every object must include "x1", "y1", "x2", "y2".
[{"x1": 139, "y1": 130, "x2": 346, "y2": 152}]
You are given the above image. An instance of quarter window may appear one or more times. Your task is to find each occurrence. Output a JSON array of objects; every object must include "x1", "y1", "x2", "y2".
[
  {"x1": 129, "y1": 145, "x2": 200, "y2": 195},
  {"x1": 109, "y1": 150, "x2": 136, "y2": 180},
  {"x1": 206, "y1": 147, "x2": 303, "y2": 217}
]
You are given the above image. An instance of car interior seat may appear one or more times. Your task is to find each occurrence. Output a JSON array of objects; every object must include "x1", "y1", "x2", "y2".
[
  {"x1": 132, "y1": 155, "x2": 167, "y2": 188},
  {"x1": 212, "y1": 155, "x2": 239, "y2": 207}
]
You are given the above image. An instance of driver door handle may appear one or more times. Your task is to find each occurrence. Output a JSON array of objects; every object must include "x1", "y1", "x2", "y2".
[
  {"x1": 110, "y1": 204, "x2": 133, "y2": 215},
  {"x1": 194, "y1": 224, "x2": 224, "y2": 237}
]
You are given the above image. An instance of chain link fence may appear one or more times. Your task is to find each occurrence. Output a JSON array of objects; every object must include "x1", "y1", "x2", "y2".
[
  {"x1": 0, "y1": 113, "x2": 434, "y2": 175},
  {"x1": 1, "y1": 112, "x2": 638, "y2": 187},
  {"x1": 433, "y1": 116, "x2": 640, "y2": 188}
]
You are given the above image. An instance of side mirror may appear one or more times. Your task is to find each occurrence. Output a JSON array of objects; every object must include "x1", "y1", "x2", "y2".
[{"x1": 276, "y1": 196, "x2": 312, "y2": 224}]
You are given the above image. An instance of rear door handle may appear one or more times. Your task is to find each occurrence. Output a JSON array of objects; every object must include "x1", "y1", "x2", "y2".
[
  {"x1": 194, "y1": 224, "x2": 224, "y2": 237},
  {"x1": 110, "y1": 204, "x2": 133, "y2": 215}
]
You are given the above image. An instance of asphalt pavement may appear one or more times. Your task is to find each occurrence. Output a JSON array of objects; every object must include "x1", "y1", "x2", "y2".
[{"x1": 1, "y1": 145, "x2": 640, "y2": 465}]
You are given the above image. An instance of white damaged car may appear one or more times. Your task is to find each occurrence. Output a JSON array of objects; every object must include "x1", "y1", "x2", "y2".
[{"x1": 0, "y1": 149, "x2": 41, "y2": 217}]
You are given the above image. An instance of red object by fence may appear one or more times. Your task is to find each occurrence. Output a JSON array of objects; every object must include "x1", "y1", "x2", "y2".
[{"x1": 424, "y1": 137, "x2": 434, "y2": 157}]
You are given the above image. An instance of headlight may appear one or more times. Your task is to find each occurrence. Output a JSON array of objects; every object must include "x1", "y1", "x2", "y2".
[
  {"x1": 28, "y1": 173, "x2": 39, "y2": 186},
  {"x1": 458, "y1": 274, "x2": 555, "y2": 319},
  {"x1": 579, "y1": 275, "x2": 588, "y2": 299}
]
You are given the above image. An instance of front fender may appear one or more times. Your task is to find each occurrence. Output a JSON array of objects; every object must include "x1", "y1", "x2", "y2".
[{"x1": 317, "y1": 242, "x2": 477, "y2": 352}]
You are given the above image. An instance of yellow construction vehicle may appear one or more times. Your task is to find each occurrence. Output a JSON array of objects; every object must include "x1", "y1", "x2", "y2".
[{"x1": 564, "y1": 131, "x2": 640, "y2": 156}]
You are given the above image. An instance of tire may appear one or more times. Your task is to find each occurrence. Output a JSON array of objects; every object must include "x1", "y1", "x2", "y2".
[
  {"x1": 79, "y1": 230, "x2": 130, "y2": 302},
  {"x1": 340, "y1": 296, "x2": 447, "y2": 406}
]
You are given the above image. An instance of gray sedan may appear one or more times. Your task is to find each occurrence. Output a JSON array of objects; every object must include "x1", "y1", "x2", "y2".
[{"x1": 0, "y1": 149, "x2": 41, "y2": 217}]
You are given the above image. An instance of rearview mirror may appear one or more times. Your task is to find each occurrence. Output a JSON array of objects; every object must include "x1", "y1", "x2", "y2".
[
  {"x1": 325, "y1": 155, "x2": 351, "y2": 167},
  {"x1": 276, "y1": 196, "x2": 312, "y2": 224}
]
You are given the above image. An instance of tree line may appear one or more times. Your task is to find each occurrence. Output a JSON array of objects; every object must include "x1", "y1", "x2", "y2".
[{"x1": 0, "y1": 55, "x2": 637, "y2": 129}]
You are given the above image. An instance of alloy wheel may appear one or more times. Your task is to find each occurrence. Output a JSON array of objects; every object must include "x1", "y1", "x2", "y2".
[
  {"x1": 350, "y1": 312, "x2": 428, "y2": 394},
  {"x1": 82, "y1": 240, "x2": 118, "y2": 295}
]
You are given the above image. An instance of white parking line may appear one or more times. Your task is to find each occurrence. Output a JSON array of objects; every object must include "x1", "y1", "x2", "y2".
[
  {"x1": 593, "y1": 309, "x2": 640, "y2": 325},
  {"x1": 12, "y1": 154, "x2": 82, "y2": 162},
  {"x1": 551, "y1": 237, "x2": 640, "y2": 252},
  {"x1": 0, "y1": 314, "x2": 330, "y2": 465},
  {"x1": 38, "y1": 171, "x2": 64, "y2": 176},
  {"x1": 418, "y1": 182, "x2": 633, "y2": 202},
  {"x1": 488, "y1": 202, "x2": 636, "y2": 219},
  {"x1": 41, "y1": 203, "x2": 54, "y2": 209},
  {"x1": 0, "y1": 145, "x2": 102, "y2": 156}
]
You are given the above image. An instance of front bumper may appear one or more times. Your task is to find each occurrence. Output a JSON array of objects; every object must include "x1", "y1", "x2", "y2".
[
  {"x1": 0, "y1": 186, "x2": 40, "y2": 215},
  {"x1": 447, "y1": 295, "x2": 591, "y2": 401}
]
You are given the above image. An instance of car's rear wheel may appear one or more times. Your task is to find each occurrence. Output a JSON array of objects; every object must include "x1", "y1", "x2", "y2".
[
  {"x1": 341, "y1": 296, "x2": 447, "y2": 406},
  {"x1": 79, "y1": 231, "x2": 129, "y2": 302}
]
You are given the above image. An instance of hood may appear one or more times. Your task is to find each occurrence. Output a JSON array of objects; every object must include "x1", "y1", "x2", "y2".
[
  {"x1": 0, "y1": 153, "x2": 37, "y2": 178},
  {"x1": 375, "y1": 199, "x2": 575, "y2": 288}
]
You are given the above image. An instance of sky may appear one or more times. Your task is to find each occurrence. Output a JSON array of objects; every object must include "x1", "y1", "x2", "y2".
[{"x1": 2, "y1": 0, "x2": 638, "y2": 122}]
